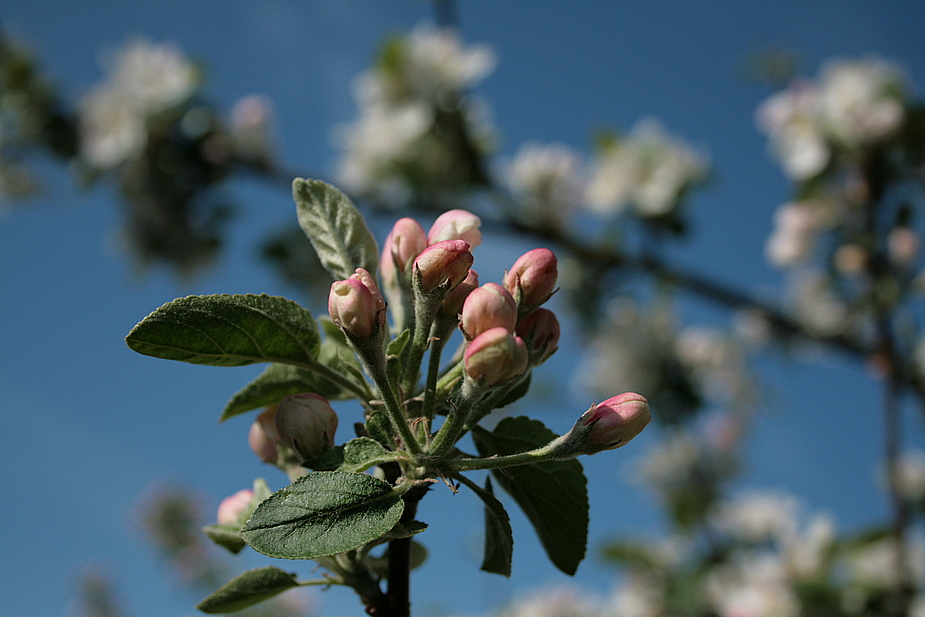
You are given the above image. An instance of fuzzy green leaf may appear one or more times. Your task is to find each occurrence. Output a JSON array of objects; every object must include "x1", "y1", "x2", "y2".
[
  {"x1": 197, "y1": 566, "x2": 299, "y2": 614},
  {"x1": 126, "y1": 294, "x2": 320, "y2": 367},
  {"x1": 242, "y1": 471, "x2": 405, "y2": 559},
  {"x1": 472, "y1": 417, "x2": 588, "y2": 575},
  {"x1": 221, "y1": 363, "x2": 351, "y2": 421},
  {"x1": 294, "y1": 178, "x2": 378, "y2": 280},
  {"x1": 339, "y1": 437, "x2": 401, "y2": 473},
  {"x1": 202, "y1": 524, "x2": 247, "y2": 554}
]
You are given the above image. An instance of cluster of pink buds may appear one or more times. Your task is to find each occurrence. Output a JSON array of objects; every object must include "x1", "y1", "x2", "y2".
[{"x1": 458, "y1": 247, "x2": 560, "y2": 387}]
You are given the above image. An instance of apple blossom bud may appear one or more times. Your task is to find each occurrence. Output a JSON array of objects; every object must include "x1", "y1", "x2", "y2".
[
  {"x1": 275, "y1": 393, "x2": 339, "y2": 461},
  {"x1": 461, "y1": 282, "x2": 518, "y2": 340},
  {"x1": 248, "y1": 406, "x2": 279, "y2": 464},
  {"x1": 381, "y1": 217, "x2": 428, "y2": 284},
  {"x1": 413, "y1": 240, "x2": 474, "y2": 293},
  {"x1": 464, "y1": 327, "x2": 529, "y2": 387},
  {"x1": 350, "y1": 268, "x2": 387, "y2": 312},
  {"x1": 577, "y1": 392, "x2": 650, "y2": 452},
  {"x1": 515, "y1": 307, "x2": 560, "y2": 364},
  {"x1": 217, "y1": 489, "x2": 254, "y2": 526},
  {"x1": 329, "y1": 278, "x2": 378, "y2": 338},
  {"x1": 504, "y1": 248, "x2": 558, "y2": 309},
  {"x1": 441, "y1": 269, "x2": 479, "y2": 318},
  {"x1": 427, "y1": 209, "x2": 482, "y2": 248}
]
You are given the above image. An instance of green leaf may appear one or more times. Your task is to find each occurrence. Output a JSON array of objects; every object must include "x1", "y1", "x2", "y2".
[
  {"x1": 242, "y1": 471, "x2": 405, "y2": 559},
  {"x1": 365, "y1": 411, "x2": 396, "y2": 449},
  {"x1": 469, "y1": 476, "x2": 514, "y2": 577},
  {"x1": 197, "y1": 566, "x2": 299, "y2": 614},
  {"x1": 368, "y1": 540, "x2": 429, "y2": 578},
  {"x1": 301, "y1": 444, "x2": 345, "y2": 471},
  {"x1": 339, "y1": 437, "x2": 401, "y2": 473},
  {"x1": 472, "y1": 417, "x2": 588, "y2": 576},
  {"x1": 202, "y1": 524, "x2": 247, "y2": 554},
  {"x1": 126, "y1": 294, "x2": 321, "y2": 367},
  {"x1": 293, "y1": 178, "x2": 378, "y2": 280},
  {"x1": 221, "y1": 363, "x2": 351, "y2": 421}
]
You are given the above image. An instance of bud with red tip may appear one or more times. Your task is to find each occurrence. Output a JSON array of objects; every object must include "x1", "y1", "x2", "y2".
[
  {"x1": 413, "y1": 240, "x2": 474, "y2": 294},
  {"x1": 464, "y1": 327, "x2": 529, "y2": 387},
  {"x1": 441, "y1": 269, "x2": 479, "y2": 319},
  {"x1": 217, "y1": 489, "x2": 254, "y2": 526},
  {"x1": 461, "y1": 282, "x2": 518, "y2": 340},
  {"x1": 515, "y1": 307, "x2": 560, "y2": 365},
  {"x1": 428, "y1": 209, "x2": 482, "y2": 248},
  {"x1": 329, "y1": 271, "x2": 383, "y2": 339},
  {"x1": 381, "y1": 218, "x2": 428, "y2": 290},
  {"x1": 275, "y1": 393, "x2": 339, "y2": 461},
  {"x1": 504, "y1": 248, "x2": 558, "y2": 312},
  {"x1": 248, "y1": 406, "x2": 279, "y2": 464},
  {"x1": 570, "y1": 393, "x2": 651, "y2": 454}
]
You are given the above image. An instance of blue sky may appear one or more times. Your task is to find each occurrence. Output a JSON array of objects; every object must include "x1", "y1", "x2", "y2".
[{"x1": 3, "y1": 1, "x2": 925, "y2": 616}]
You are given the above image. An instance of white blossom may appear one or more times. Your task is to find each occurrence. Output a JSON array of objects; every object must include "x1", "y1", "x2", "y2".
[
  {"x1": 756, "y1": 82, "x2": 829, "y2": 181},
  {"x1": 818, "y1": 57, "x2": 906, "y2": 147},
  {"x1": 891, "y1": 449, "x2": 925, "y2": 501},
  {"x1": 79, "y1": 39, "x2": 198, "y2": 168},
  {"x1": 705, "y1": 554, "x2": 800, "y2": 617},
  {"x1": 402, "y1": 25, "x2": 496, "y2": 102},
  {"x1": 710, "y1": 491, "x2": 800, "y2": 543},
  {"x1": 586, "y1": 118, "x2": 708, "y2": 216},
  {"x1": 505, "y1": 143, "x2": 584, "y2": 222},
  {"x1": 765, "y1": 201, "x2": 823, "y2": 267}
]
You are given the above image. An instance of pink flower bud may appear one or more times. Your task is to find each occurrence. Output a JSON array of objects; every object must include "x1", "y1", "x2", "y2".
[
  {"x1": 427, "y1": 209, "x2": 482, "y2": 248},
  {"x1": 579, "y1": 392, "x2": 650, "y2": 451},
  {"x1": 461, "y1": 282, "x2": 518, "y2": 340},
  {"x1": 464, "y1": 327, "x2": 529, "y2": 387},
  {"x1": 217, "y1": 489, "x2": 254, "y2": 526},
  {"x1": 515, "y1": 307, "x2": 560, "y2": 364},
  {"x1": 441, "y1": 269, "x2": 479, "y2": 318},
  {"x1": 329, "y1": 278, "x2": 378, "y2": 338},
  {"x1": 413, "y1": 240, "x2": 474, "y2": 293},
  {"x1": 350, "y1": 268, "x2": 387, "y2": 312},
  {"x1": 504, "y1": 248, "x2": 558, "y2": 308},
  {"x1": 248, "y1": 406, "x2": 279, "y2": 464},
  {"x1": 275, "y1": 393, "x2": 339, "y2": 461},
  {"x1": 381, "y1": 218, "x2": 428, "y2": 285}
]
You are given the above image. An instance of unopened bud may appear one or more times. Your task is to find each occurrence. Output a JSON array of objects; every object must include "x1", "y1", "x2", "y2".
[
  {"x1": 504, "y1": 248, "x2": 558, "y2": 310},
  {"x1": 413, "y1": 240, "x2": 474, "y2": 293},
  {"x1": 575, "y1": 392, "x2": 650, "y2": 453},
  {"x1": 275, "y1": 393, "x2": 339, "y2": 461},
  {"x1": 248, "y1": 406, "x2": 279, "y2": 464},
  {"x1": 428, "y1": 209, "x2": 482, "y2": 248},
  {"x1": 515, "y1": 307, "x2": 560, "y2": 364},
  {"x1": 464, "y1": 327, "x2": 529, "y2": 387},
  {"x1": 381, "y1": 217, "x2": 428, "y2": 285},
  {"x1": 461, "y1": 282, "x2": 518, "y2": 340},
  {"x1": 329, "y1": 278, "x2": 378, "y2": 339},
  {"x1": 441, "y1": 269, "x2": 479, "y2": 318},
  {"x1": 217, "y1": 489, "x2": 254, "y2": 526}
]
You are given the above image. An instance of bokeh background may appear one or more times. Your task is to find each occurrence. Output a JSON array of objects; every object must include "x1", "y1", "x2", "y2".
[{"x1": 3, "y1": 1, "x2": 925, "y2": 616}]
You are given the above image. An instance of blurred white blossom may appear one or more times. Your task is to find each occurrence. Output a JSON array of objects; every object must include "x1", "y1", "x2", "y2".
[
  {"x1": 757, "y1": 57, "x2": 906, "y2": 180},
  {"x1": 505, "y1": 142, "x2": 584, "y2": 224},
  {"x1": 765, "y1": 201, "x2": 824, "y2": 267},
  {"x1": 335, "y1": 25, "x2": 495, "y2": 203},
  {"x1": 891, "y1": 449, "x2": 925, "y2": 501},
  {"x1": 710, "y1": 491, "x2": 800, "y2": 543},
  {"x1": 586, "y1": 118, "x2": 708, "y2": 217},
  {"x1": 79, "y1": 39, "x2": 198, "y2": 168},
  {"x1": 229, "y1": 94, "x2": 275, "y2": 162},
  {"x1": 818, "y1": 57, "x2": 906, "y2": 148},
  {"x1": 705, "y1": 554, "x2": 800, "y2": 617}
]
